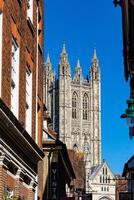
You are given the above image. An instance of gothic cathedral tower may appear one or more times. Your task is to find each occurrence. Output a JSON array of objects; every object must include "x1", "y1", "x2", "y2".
[
  {"x1": 44, "y1": 45, "x2": 101, "y2": 191},
  {"x1": 58, "y1": 44, "x2": 72, "y2": 144}
]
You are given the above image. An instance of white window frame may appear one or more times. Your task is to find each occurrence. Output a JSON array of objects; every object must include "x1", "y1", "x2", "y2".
[
  {"x1": 0, "y1": 13, "x2": 3, "y2": 97},
  {"x1": 27, "y1": 0, "x2": 33, "y2": 23},
  {"x1": 11, "y1": 36, "x2": 19, "y2": 118},
  {"x1": 25, "y1": 65, "x2": 32, "y2": 136}
]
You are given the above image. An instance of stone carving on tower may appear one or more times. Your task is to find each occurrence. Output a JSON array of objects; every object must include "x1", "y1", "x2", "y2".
[{"x1": 43, "y1": 45, "x2": 101, "y2": 192}]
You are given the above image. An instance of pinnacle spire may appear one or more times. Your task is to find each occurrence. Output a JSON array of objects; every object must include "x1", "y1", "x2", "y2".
[
  {"x1": 76, "y1": 59, "x2": 81, "y2": 68},
  {"x1": 45, "y1": 52, "x2": 52, "y2": 71},
  {"x1": 60, "y1": 43, "x2": 69, "y2": 65},
  {"x1": 61, "y1": 43, "x2": 66, "y2": 54},
  {"x1": 74, "y1": 58, "x2": 83, "y2": 83},
  {"x1": 46, "y1": 53, "x2": 51, "y2": 63},
  {"x1": 91, "y1": 48, "x2": 99, "y2": 66},
  {"x1": 93, "y1": 48, "x2": 97, "y2": 60}
]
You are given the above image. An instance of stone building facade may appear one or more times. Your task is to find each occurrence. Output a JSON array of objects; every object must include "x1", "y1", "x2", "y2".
[
  {"x1": 89, "y1": 160, "x2": 116, "y2": 200},
  {"x1": 44, "y1": 45, "x2": 101, "y2": 192},
  {"x1": 0, "y1": 0, "x2": 44, "y2": 199}
]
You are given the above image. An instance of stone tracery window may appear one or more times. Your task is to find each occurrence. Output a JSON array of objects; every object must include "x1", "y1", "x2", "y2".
[
  {"x1": 72, "y1": 92, "x2": 77, "y2": 119},
  {"x1": 83, "y1": 93, "x2": 88, "y2": 120}
]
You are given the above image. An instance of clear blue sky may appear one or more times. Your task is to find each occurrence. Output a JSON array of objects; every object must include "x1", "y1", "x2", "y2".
[{"x1": 44, "y1": 0, "x2": 134, "y2": 174}]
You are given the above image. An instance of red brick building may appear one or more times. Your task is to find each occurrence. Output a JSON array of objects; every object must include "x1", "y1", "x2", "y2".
[
  {"x1": 0, "y1": 0, "x2": 44, "y2": 199},
  {"x1": 115, "y1": 176, "x2": 128, "y2": 200}
]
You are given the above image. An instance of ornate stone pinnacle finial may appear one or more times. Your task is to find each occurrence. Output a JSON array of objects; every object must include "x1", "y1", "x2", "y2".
[
  {"x1": 93, "y1": 48, "x2": 97, "y2": 60},
  {"x1": 92, "y1": 48, "x2": 99, "y2": 64},
  {"x1": 46, "y1": 52, "x2": 50, "y2": 63},
  {"x1": 77, "y1": 58, "x2": 81, "y2": 68},
  {"x1": 62, "y1": 42, "x2": 66, "y2": 54}
]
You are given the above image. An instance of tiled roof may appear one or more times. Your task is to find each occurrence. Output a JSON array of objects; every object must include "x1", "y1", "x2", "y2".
[{"x1": 68, "y1": 150, "x2": 85, "y2": 190}]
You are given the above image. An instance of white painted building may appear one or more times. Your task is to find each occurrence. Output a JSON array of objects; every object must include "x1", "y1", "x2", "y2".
[{"x1": 89, "y1": 160, "x2": 116, "y2": 200}]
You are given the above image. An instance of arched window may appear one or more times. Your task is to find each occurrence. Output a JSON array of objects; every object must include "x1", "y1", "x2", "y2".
[
  {"x1": 73, "y1": 143, "x2": 78, "y2": 151},
  {"x1": 72, "y1": 92, "x2": 77, "y2": 119},
  {"x1": 103, "y1": 176, "x2": 105, "y2": 183},
  {"x1": 83, "y1": 93, "x2": 88, "y2": 120},
  {"x1": 62, "y1": 66, "x2": 64, "y2": 74}
]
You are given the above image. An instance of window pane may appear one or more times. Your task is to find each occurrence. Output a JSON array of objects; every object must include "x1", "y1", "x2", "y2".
[
  {"x1": 83, "y1": 93, "x2": 88, "y2": 120},
  {"x1": 25, "y1": 65, "x2": 32, "y2": 136},
  {"x1": 72, "y1": 92, "x2": 77, "y2": 119},
  {"x1": 11, "y1": 37, "x2": 19, "y2": 118}
]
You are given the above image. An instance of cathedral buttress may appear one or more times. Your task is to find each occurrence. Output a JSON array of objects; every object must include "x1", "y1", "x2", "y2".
[
  {"x1": 58, "y1": 44, "x2": 72, "y2": 145},
  {"x1": 90, "y1": 48, "x2": 101, "y2": 166}
]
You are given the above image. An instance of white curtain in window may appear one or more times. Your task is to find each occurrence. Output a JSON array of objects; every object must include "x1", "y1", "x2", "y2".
[
  {"x1": 25, "y1": 66, "x2": 32, "y2": 136},
  {"x1": 11, "y1": 37, "x2": 19, "y2": 118},
  {"x1": 27, "y1": 0, "x2": 33, "y2": 22}
]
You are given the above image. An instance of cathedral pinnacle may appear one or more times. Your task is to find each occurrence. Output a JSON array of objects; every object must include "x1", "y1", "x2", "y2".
[
  {"x1": 74, "y1": 58, "x2": 83, "y2": 83},
  {"x1": 45, "y1": 52, "x2": 52, "y2": 71},
  {"x1": 76, "y1": 59, "x2": 81, "y2": 69},
  {"x1": 92, "y1": 48, "x2": 98, "y2": 63},
  {"x1": 91, "y1": 48, "x2": 99, "y2": 67},
  {"x1": 59, "y1": 43, "x2": 71, "y2": 76},
  {"x1": 61, "y1": 43, "x2": 67, "y2": 55},
  {"x1": 46, "y1": 53, "x2": 51, "y2": 64},
  {"x1": 90, "y1": 48, "x2": 100, "y2": 80},
  {"x1": 93, "y1": 48, "x2": 97, "y2": 60},
  {"x1": 60, "y1": 43, "x2": 69, "y2": 65}
]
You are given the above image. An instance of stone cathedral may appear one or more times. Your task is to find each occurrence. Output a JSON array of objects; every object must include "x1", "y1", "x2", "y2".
[{"x1": 43, "y1": 45, "x2": 115, "y2": 199}]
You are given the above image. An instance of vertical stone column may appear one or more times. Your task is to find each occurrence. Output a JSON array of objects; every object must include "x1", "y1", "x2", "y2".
[
  {"x1": 14, "y1": 169, "x2": 24, "y2": 198},
  {"x1": 28, "y1": 180, "x2": 37, "y2": 200},
  {"x1": 0, "y1": 165, "x2": 4, "y2": 199}
]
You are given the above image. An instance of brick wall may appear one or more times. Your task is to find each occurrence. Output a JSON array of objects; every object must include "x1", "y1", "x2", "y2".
[
  {"x1": 0, "y1": 166, "x2": 34, "y2": 199},
  {"x1": 0, "y1": 0, "x2": 44, "y2": 199},
  {"x1": 0, "y1": 0, "x2": 44, "y2": 146}
]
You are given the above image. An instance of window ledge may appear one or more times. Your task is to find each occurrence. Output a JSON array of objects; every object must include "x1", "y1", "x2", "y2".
[
  {"x1": 27, "y1": 17, "x2": 35, "y2": 36},
  {"x1": 38, "y1": 44, "x2": 43, "y2": 56},
  {"x1": 17, "y1": 0, "x2": 22, "y2": 6}
]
